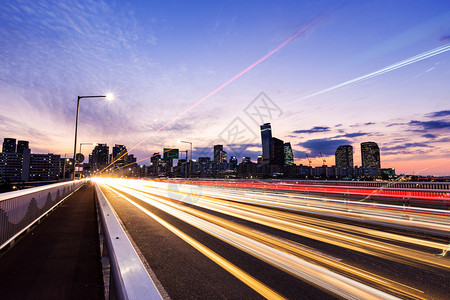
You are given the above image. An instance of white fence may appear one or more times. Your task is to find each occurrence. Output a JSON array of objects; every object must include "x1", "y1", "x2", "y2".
[{"x1": 0, "y1": 180, "x2": 85, "y2": 250}]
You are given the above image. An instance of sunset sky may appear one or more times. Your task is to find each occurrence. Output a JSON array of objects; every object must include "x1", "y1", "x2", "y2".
[{"x1": 0, "y1": 1, "x2": 449, "y2": 175}]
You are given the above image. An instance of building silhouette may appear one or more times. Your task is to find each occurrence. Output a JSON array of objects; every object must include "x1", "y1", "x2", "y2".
[
  {"x1": 361, "y1": 142, "x2": 381, "y2": 169},
  {"x1": 90, "y1": 144, "x2": 109, "y2": 171},
  {"x1": 271, "y1": 137, "x2": 284, "y2": 166},
  {"x1": 260, "y1": 123, "x2": 272, "y2": 165},
  {"x1": 284, "y1": 142, "x2": 294, "y2": 166},
  {"x1": 2, "y1": 138, "x2": 16, "y2": 153},
  {"x1": 112, "y1": 144, "x2": 127, "y2": 166},
  {"x1": 17, "y1": 141, "x2": 29, "y2": 154},
  {"x1": 335, "y1": 145, "x2": 353, "y2": 168}
]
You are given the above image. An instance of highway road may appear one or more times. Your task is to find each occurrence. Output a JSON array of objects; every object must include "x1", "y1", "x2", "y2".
[{"x1": 95, "y1": 178, "x2": 450, "y2": 299}]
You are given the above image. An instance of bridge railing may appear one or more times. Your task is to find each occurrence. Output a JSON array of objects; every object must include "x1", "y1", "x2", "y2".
[
  {"x1": 0, "y1": 180, "x2": 85, "y2": 251},
  {"x1": 94, "y1": 183, "x2": 164, "y2": 300}
]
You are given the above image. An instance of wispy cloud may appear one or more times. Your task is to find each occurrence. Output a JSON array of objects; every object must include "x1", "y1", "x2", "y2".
[
  {"x1": 293, "y1": 126, "x2": 330, "y2": 134},
  {"x1": 409, "y1": 120, "x2": 450, "y2": 130},
  {"x1": 425, "y1": 110, "x2": 450, "y2": 118}
]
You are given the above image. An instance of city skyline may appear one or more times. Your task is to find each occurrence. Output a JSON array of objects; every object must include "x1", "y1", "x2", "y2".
[{"x1": 1, "y1": 1, "x2": 449, "y2": 175}]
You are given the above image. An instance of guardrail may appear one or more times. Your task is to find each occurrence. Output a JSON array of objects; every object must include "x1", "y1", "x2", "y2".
[
  {"x1": 0, "y1": 180, "x2": 85, "y2": 251},
  {"x1": 94, "y1": 183, "x2": 164, "y2": 300}
]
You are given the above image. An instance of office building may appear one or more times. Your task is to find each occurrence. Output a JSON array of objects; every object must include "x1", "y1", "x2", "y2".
[
  {"x1": 260, "y1": 123, "x2": 272, "y2": 165},
  {"x1": 112, "y1": 144, "x2": 127, "y2": 166},
  {"x1": 214, "y1": 145, "x2": 223, "y2": 162},
  {"x1": 2, "y1": 138, "x2": 16, "y2": 153},
  {"x1": 335, "y1": 145, "x2": 353, "y2": 168},
  {"x1": 17, "y1": 140, "x2": 30, "y2": 154},
  {"x1": 90, "y1": 144, "x2": 109, "y2": 170},
  {"x1": 284, "y1": 142, "x2": 294, "y2": 166},
  {"x1": 361, "y1": 142, "x2": 381, "y2": 169},
  {"x1": 271, "y1": 137, "x2": 284, "y2": 166}
]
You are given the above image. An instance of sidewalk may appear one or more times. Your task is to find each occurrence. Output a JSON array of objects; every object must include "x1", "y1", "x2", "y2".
[{"x1": 0, "y1": 183, "x2": 104, "y2": 299}]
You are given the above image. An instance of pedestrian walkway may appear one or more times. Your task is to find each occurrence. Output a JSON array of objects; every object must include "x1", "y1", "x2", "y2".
[{"x1": 0, "y1": 183, "x2": 104, "y2": 299}]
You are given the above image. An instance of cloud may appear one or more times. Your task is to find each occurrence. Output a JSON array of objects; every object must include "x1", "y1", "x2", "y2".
[
  {"x1": 425, "y1": 110, "x2": 450, "y2": 118},
  {"x1": 335, "y1": 132, "x2": 369, "y2": 138},
  {"x1": 298, "y1": 138, "x2": 350, "y2": 156},
  {"x1": 386, "y1": 122, "x2": 406, "y2": 127},
  {"x1": 422, "y1": 134, "x2": 437, "y2": 139},
  {"x1": 350, "y1": 122, "x2": 376, "y2": 128},
  {"x1": 293, "y1": 126, "x2": 330, "y2": 134},
  {"x1": 409, "y1": 120, "x2": 450, "y2": 130},
  {"x1": 382, "y1": 143, "x2": 431, "y2": 151}
]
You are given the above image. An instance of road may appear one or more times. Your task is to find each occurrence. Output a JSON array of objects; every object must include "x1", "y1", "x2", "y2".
[{"x1": 96, "y1": 178, "x2": 450, "y2": 299}]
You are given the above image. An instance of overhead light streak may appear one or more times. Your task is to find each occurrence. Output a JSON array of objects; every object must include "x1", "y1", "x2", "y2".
[
  {"x1": 99, "y1": 7, "x2": 337, "y2": 174},
  {"x1": 288, "y1": 43, "x2": 450, "y2": 104}
]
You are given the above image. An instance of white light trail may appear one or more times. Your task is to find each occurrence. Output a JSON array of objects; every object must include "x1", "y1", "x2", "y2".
[{"x1": 288, "y1": 43, "x2": 450, "y2": 104}]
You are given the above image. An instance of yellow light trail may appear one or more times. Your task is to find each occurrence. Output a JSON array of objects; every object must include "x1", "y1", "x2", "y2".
[
  {"x1": 101, "y1": 183, "x2": 285, "y2": 300},
  {"x1": 111, "y1": 183, "x2": 424, "y2": 299},
  {"x1": 97, "y1": 179, "x2": 422, "y2": 299}
]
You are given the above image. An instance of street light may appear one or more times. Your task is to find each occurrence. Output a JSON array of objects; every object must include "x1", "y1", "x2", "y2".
[
  {"x1": 73, "y1": 95, "x2": 113, "y2": 180},
  {"x1": 180, "y1": 140, "x2": 192, "y2": 178}
]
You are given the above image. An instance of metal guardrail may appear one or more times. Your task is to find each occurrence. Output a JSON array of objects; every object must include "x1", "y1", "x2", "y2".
[
  {"x1": 0, "y1": 180, "x2": 85, "y2": 251},
  {"x1": 94, "y1": 183, "x2": 164, "y2": 300}
]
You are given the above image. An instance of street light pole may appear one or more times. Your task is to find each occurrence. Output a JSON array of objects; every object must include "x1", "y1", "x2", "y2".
[
  {"x1": 73, "y1": 95, "x2": 113, "y2": 180},
  {"x1": 180, "y1": 141, "x2": 192, "y2": 178}
]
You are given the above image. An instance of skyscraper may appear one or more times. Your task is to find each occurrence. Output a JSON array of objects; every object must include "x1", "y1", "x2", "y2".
[
  {"x1": 2, "y1": 138, "x2": 16, "y2": 153},
  {"x1": 17, "y1": 140, "x2": 29, "y2": 154},
  {"x1": 112, "y1": 144, "x2": 127, "y2": 166},
  {"x1": 213, "y1": 145, "x2": 223, "y2": 162},
  {"x1": 271, "y1": 137, "x2": 284, "y2": 166},
  {"x1": 361, "y1": 142, "x2": 381, "y2": 169},
  {"x1": 260, "y1": 123, "x2": 272, "y2": 165},
  {"x1": 335, "y1": 145, "x2": 353, "y2": 168},
  {"x1": 284, "y1": 142, "x2": 294, "y2": 166},
  {"x1": 90, "y1": 144, "x2": 109, "y2": 169}
]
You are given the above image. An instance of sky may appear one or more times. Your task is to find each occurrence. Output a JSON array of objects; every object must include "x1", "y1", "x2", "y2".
[{"x1": 0, "y1": 0, "x2": 449, "y2": 176}]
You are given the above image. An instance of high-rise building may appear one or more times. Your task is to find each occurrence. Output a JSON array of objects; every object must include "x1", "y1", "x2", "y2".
[
  {"x1": 112, "y1": 144, "x2": 127, "y2": 166},
  {"x1": 284, "y1": 142, "x2": 294, "y2": 166},
  {"x1": 90, "y1": 144, "x2": 109, "y2": 170},
  {"x1": 214, "y1": 145, "x2": 223, "y2": 162},
  {"x1": 17, "y1": 140, "x2": 29, "y2": 154},
  {"x1": 2, "y1": 138, "x2": 16, "y2": 153},
  {"x1": 271, "y1": 137, "x2": 284, "y2": 166},
  {"x1": 260, "y1": 123, "x2": 272, "y2": 165},
  {"x1": 229, "y1": 156, "x2": 237, "y2": 165},
  {"x1": 335, "y1": 145, "x2": 353, "y2": 168},
  {"x1": 361, "y1": 142, "x2": 381, "y2": 169}
]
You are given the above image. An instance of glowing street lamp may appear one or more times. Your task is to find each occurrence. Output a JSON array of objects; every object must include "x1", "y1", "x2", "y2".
[{"x1": 73, "y1": 94, "x2": 113, "y2": 180}]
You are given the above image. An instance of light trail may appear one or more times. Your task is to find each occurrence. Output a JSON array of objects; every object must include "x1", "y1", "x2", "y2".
[
  {"x1": 109, "y1": 183, "x2": 425, "y2": 299},
  {"x1": 288, "y1": 43, "x2": 450, "y2": 104},
  {"x1": 95, "y1": 178, "x2": 450, "y2": 298},
  {"x1": 101, "y1": 181, "x2": 405, "y2": 299},
  {"x1": 102, "y1": 184, "x2": 285, "y2": 300},
  {"x1": 130, "y1": 181, "x2": 450, "y2": 271},
  {"x1": 99, "y1": 7, "x2": 336, "y2": 175}
]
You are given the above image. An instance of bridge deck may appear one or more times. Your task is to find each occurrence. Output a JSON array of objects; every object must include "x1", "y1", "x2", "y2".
[{"x1": 0, "y1": 183, "x2": 103, "y2": 299}]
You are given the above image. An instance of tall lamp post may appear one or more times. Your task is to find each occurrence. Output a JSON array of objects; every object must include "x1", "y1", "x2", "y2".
[
  {"x1": 73, "y1": 94, "x2": 113, "y2": 180},
  {"x1": 180, "y1": 140, "x2": 192, "y2": 178}
]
